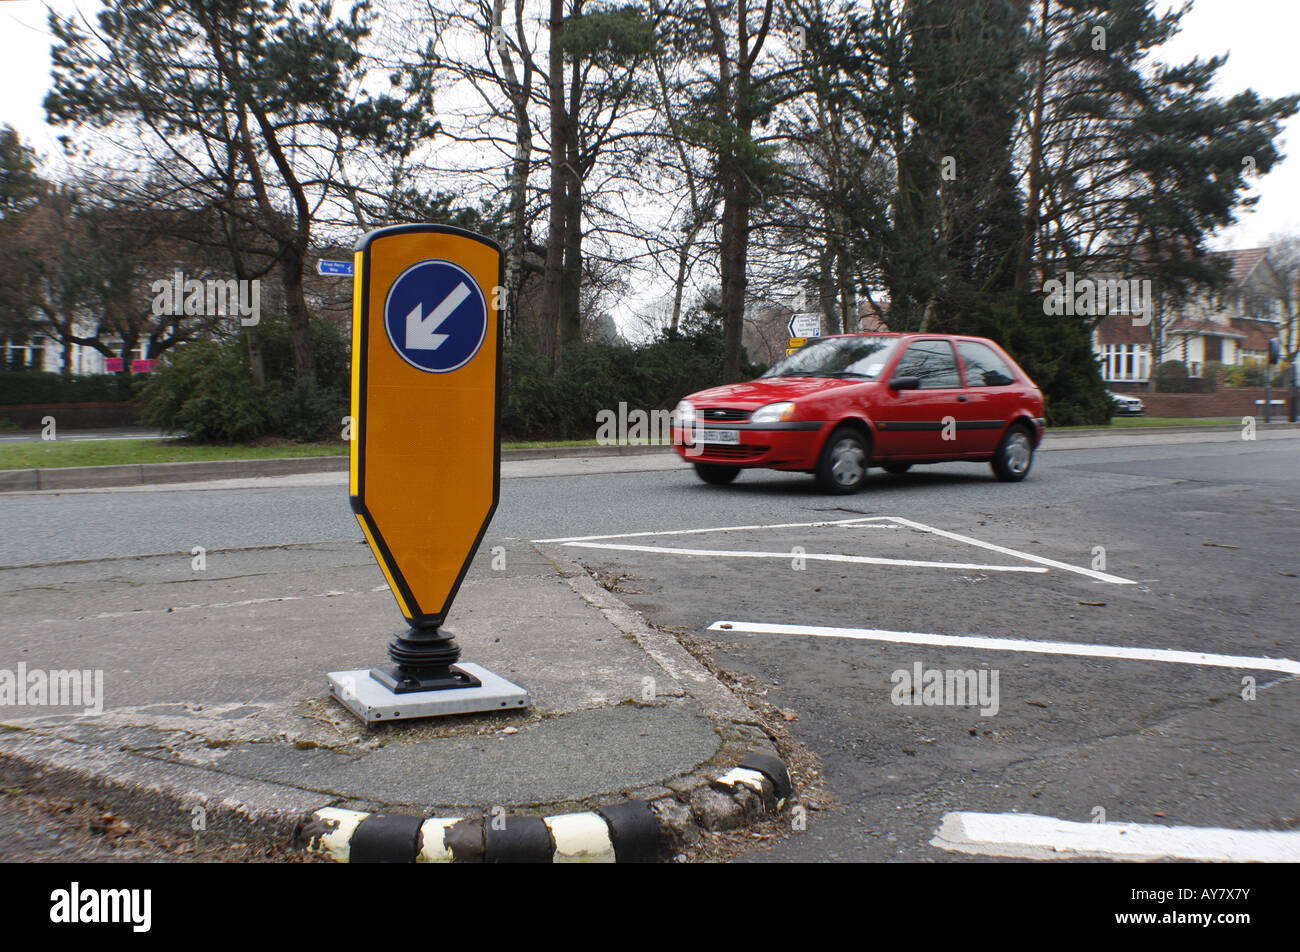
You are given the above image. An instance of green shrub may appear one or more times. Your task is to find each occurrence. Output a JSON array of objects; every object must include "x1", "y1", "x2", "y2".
[
  {"x1": 266, "y1": 377, "x2": 347, "y2": 443},
  {"x1": 943, "y1": 285, "x2": 1113, "y2": 426},
  {"x1": 500, "y1": 317, "x2": 759, "y2": 440},
  {"x1": 139, "y1": 340, "x2": 268, "y2": 442},
  {"x1": 1224, "y1": 359, "x2": 1290, "y2": 388},
  {"x1": 138, "y1": 314, "x2": 350, "y2": 443},
  {"x1": 502, "y1": 339, "x2": 563, "y2": 437},
  {"x1": 252, "y1": 314, "x2": 350, "y2": 403},
  {"x1": 1156, "y1": 360, "x2": 1191, "y2": 393}
]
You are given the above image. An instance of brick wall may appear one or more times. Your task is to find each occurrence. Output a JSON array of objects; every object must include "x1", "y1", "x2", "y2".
[{"x1": 1108, "y1": 387, "x2": 1288, "y2": 418}]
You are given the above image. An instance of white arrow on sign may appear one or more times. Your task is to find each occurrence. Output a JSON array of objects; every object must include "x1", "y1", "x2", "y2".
[{"x1": 405, "y1": 282, "x2": 471, "y2": 350}]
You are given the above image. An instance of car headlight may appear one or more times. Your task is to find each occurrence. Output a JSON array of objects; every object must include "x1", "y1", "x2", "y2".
[
  {"x1": 750, "y1": 401, "x2": 796, "y2": 424},
  {"x1": 673, "y1": 400, "x2": 696, "y2": 426}
]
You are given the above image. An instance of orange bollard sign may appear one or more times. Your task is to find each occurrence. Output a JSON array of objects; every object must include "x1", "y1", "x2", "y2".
[
  {"x1": 350, "y1": 224, "x2": 502, "y2": 627},
  {"x1": 329, "y1": 224, "x2": 528, "y2": 724}
]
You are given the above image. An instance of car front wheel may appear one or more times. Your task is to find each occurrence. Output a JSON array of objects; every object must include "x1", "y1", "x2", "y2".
[
  {"x1": 816, "y1": 427, "x2": 870, "y2": 494},
  {"x1": 693, "y1": 463, "x2": 740, "y2": 485},
  {"x1": 991, "y1": 424, "x2": 1034, "y2": 482}
]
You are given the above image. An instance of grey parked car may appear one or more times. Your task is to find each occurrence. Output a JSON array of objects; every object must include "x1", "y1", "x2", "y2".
[{"x1": 1107, "y1": 391, "x2": 1145, "y2": 416}]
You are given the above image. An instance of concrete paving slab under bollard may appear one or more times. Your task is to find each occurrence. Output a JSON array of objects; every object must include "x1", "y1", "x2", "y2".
[{"x1": 0, "y1": 538, "x2": 774, "y2": 848}]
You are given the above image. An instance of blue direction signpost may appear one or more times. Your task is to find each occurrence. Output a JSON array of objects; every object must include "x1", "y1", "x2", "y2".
[{"x1": 317, "y1": 259, "x2": 354, "y2": 276}]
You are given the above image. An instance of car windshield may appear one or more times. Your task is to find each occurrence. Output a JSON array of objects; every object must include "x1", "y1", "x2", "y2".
[{"x1": 762, "y1": 336, "x2": 900, "y2": 379}]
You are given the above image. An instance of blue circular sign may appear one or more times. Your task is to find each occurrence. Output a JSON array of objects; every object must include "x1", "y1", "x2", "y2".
[{"x1": 383, "y1": 259, "x2": 488, "y2": 373}]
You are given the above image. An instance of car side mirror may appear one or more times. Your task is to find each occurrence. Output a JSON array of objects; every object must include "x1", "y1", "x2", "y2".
[{"x1": 888, "y1": 375, "x2": 920, "y2": 391}]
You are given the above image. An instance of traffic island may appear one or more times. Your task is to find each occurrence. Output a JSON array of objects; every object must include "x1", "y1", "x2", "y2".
[{"x1": 0, "y1": 539, "x2": 797, "y2": 861}]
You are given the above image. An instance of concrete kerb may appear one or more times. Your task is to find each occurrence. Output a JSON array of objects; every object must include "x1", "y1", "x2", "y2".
[
  {"x1": 0, "y1": 728, "x2": 328, "y2": 847},
  {"x1": 0, "y1": 719, "x2": 793, "y2": 864},
  {"x1": 0, "y1": 446, "x2": 675, "y2": 493}
]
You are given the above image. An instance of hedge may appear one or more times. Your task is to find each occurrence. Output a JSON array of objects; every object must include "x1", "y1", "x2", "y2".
[{"x1": 0, "y1": 370, "x2": 138, "y2": 405}]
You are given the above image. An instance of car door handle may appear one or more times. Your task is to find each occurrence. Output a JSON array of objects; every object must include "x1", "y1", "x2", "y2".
[{"x1": 956, "y1": 395, "x2": 968, "y2": 402}]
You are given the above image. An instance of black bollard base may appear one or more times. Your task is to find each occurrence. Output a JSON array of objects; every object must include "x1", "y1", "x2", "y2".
[
  {"x1": 369, "y1": 664, "x2": 481, "y2": 694},
  {"x1": 368, "y1": 625, "x2": 481, "y2": 694}
]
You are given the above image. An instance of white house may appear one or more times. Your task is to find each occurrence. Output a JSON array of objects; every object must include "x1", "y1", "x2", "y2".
[
  {"x1": 3, "y1": 322, "x2": 150, "y2": 375},
  {"x1": 1092, "y1": 247, "x2": 1285, "y2": 386}
]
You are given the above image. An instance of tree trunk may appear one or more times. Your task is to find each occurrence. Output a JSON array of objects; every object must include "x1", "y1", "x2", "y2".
[
  {"x1": 817, "y1": 243, "x2": 837, "y2": 331},
  {"x1": 247, "y1": 329, "x2": 265, "y2": 387},
  {"x1": 670, "y1": 215, "x2": 707, "y2": 333},
  {"x1": 720, "y1": 168, "x2": 750, "y2": 382},
  {"x1": 559, "y1": 59, "x2": 583, "y2": 349},
  {"x1": 560, "y1": 178, "x2": 582, "y2": 347},
  {"x1": 504, "y1": 111, "x2": 530, "y2": 341},
  {"x1": 719, "y1": 8, "x2": 754, "y2": 383},
  {"x1": 541, "y1": 0, "x2": 566, "y2": 369},
  {"x1": 1016, "y1": 0, "x2": 1049, "y2": 290},
  {"x1": 281, "y1": 249, "x2": 315, "y2": 383}
]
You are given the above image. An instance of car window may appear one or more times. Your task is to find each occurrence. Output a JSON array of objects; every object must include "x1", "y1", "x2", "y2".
[
  {"x1": 762, "y1": 336, "x2": 900, "y2": 379},
  {"x1": 957, "y1": 341, "x2": 1017, "y2": 387},
  {"x1": 893, "y1": 340, "x2": 961, "y2": 389}
]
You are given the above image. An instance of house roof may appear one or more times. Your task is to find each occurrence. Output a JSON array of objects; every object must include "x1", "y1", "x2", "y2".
[
  {"x1": 1094, "y1": 313, "x2": 1151, "y2": 345},
  {"x1": 1212, "y1": 247, "x2": 1269, "y2": 285},
  {"x1": 1167, "y1": 318, "x2": 1245, "y2": 339}
]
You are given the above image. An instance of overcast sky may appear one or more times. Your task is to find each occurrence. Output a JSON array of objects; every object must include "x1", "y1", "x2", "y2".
[{"x1": 2, "y1": 0, "x2": 1298, "y2": 254}]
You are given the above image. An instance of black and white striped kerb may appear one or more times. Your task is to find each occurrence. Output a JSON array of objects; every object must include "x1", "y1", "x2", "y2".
[
  {"x1": 303, "y1": 800, "x2": 659, "y2": 863},
  {"x1": 300, "y1": 750, "x2": 792, "y2": 863}
]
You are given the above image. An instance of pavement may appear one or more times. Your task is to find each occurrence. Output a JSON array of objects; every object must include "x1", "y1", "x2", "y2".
[{"x1": 0, "y1": 533, "x2": 779, "y2": 857}]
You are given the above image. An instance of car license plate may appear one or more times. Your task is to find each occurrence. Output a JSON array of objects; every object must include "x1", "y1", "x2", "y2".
[{"x1": 702, "y1": 429, "x2": 740, "y2": 445}]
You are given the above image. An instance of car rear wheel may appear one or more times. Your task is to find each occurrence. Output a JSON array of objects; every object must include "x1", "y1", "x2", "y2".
[
  {"x1": 991, "y1": 424, "x2": 1034, "y2": 482},
  {"x1": 816, "y1": 427, "x2": 870, "y2": 494},
  {"x1": 693, "y1": 463, "x2": 740, "y2": 485},
  {"x1": 882, "y1": 463, "x2": 912, "y2": 475}
]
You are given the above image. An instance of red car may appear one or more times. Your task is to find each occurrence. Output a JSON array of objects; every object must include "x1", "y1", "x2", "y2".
[{"x1": 671, "y1": 333, "x2": 1046, "y2": 493}]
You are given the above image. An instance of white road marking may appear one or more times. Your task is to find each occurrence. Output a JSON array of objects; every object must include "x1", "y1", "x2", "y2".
[
  {"x1": 885, "y1": 516, "x2": 1135, "y2": 584},
  {"x1": 540, "y1": 515, "x2": 1134, "y2": 584},
  {"x1": 566, "y1": 541, "x2": 1047, "y2": 573},
  {"x1": 931, "y1": 812, "x2": 1300, "y2": 862},
  {"x1": 707, "y1": 620, "x2": 1300, "y2": 674},
  {"x1": 535, "y1": 516, "x2": 898, "y2": 544}
]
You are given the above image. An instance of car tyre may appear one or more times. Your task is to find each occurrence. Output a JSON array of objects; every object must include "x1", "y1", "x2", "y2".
[
  {"x1": 991, "y1": 424, "x2": 1034, "y2": 482},
  {"x1": 816, "y1": 426, "x2": 870, "y2": 494},
  {"x1": 693, "y1": 463, "x2": 740, "y2": 485},
  {"x1": 882, "y1": 462, "x2": 912, "y2": 475}
]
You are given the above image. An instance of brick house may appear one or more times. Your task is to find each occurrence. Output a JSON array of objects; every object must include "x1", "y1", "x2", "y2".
[{"x1": 1093, "y1": 247, "x2": 1286, "y2": 390}]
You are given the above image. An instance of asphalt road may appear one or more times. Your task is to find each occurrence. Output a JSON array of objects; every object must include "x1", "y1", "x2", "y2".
[{"x1": 2, "y1": 430, "x2": 1298, "y2": 862}]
